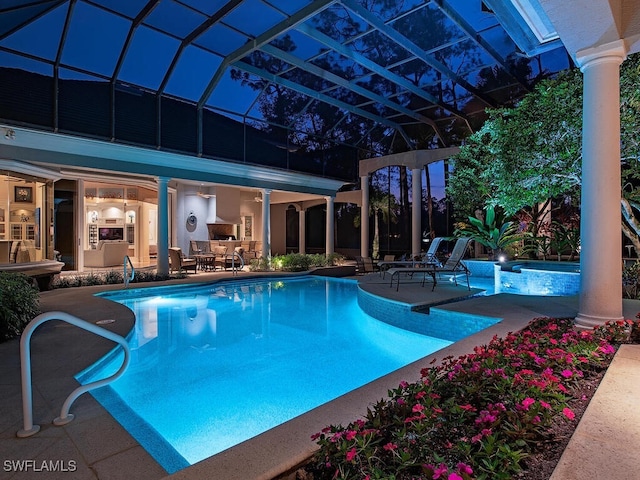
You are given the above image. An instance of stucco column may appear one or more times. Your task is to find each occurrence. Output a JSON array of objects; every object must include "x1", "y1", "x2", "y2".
[
  {"x1": 360, "y1": 174, "x2": 369, "y2": 257},
  {"x1": 156, "y1": 176, "x2": 170, "y2": 276},
  {"x1": 325, "y1": 196, "x2": 335, "y2": 256},
  {"x1": 575, "y1": 41, "x2": 626, "y2": 328},
  {"x1": 261, "y1": 189, "x2": 271, "y2": 261},
  {"x1": 299, "y1": 208, "x2": 306, "y2": 254},
  {"x1": 411, "y1": 167, "x2": 422, "y2": 257},
  {"x1": 76, "y1": 178, "x2": 85, "y2": 271}
]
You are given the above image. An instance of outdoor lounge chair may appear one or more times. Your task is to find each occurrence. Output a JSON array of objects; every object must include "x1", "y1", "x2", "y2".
[
  {"x1": 379, "y1": 238, "x2": 445, "y2": 276},
  {"x1": 423, "y1": 236, "x2": 444, "y2": 265},
  {"x1": 387, "y1": 264, "x2": 436, "y2": 291},
  {"x1": 386, "y1": 237, "x2": 472, "y2": 291},
  {"x1": 169, "y1": 247, "x2": 197, "y2": 274},
  {"x1": 432, "y1": 237, "x2": 472, "y2": 290}
]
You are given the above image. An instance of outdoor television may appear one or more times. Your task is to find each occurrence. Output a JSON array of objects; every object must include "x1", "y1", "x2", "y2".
[{"x1": 99, "y1": 227, "x2": 124, "y2": 241}]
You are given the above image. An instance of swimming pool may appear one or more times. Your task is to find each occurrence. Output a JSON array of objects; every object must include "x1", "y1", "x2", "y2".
[{"x1": 80, "y1": 277, "x2": 488, "y2": 473}]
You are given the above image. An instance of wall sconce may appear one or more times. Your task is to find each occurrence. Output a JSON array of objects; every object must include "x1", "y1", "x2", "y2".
[{"x1": 4, "y1": 128, "x2": 15, "y2": 140}]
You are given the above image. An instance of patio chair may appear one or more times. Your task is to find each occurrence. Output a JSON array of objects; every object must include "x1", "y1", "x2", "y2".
[
  {"x1": 169, "y1": 247, "x2": 197, "y2": 274},
  {"x1": 377, "y1": 254, "x2": 396, "y2": 274},
  {"x1": 362, "y1": 257, "x2": 379, "y2": 273},
  {"x1": 354, "y1": 256, "x2": 379, "y2": 274},
  {"x1": 189, "y1": 240, "x2": 202, "y2": 257},
  {"x1": 432, "y1": 237, "x2": 472, "y2": 290},
  {"x1": 355, "y1": 256, "x2": 365, "y2": 275},
  {"x1": 211, "y1": 245, "x2": 228, "y2": 270},
  {"x1": 423, "y1": 237, "x2": 444, "y2": 265}
]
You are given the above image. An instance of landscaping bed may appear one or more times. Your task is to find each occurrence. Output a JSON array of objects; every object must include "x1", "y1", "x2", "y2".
[{"x1": 295, "y1": 317, "x2": 639, "y2": 480}]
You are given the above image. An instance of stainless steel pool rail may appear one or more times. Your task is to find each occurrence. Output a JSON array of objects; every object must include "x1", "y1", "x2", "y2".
[
  {"x1": 124, "y1": 255, "x2": 135, "y2": 287},
  {"x1": 17, "y1": 311, "x2": 130, "y2": 438},
  {"x1": 229, "y1": 250, "x2": 245, "y2": 275}
]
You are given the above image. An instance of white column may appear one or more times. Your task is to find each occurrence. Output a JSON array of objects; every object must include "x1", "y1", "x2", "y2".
[
  {"x1": 76, "y1": 179, "x2": 85, "y2": 271},
  {"x1": 575, "y1": 41, "x2": 626, "y2": 328},
  {"x1": 360, "y1": 175, "x2": 369, "y2": 257},
  {"x1": 411, "y1": 167, "x2": 422, "y2": 257},
  {"x1": 206, "y1": 189, "x2": 216, "y2": 224},
  {"x1": 261, "y1": 189, "x2": 271, "y2": 261},
  {"x1": 325, "y1": 196, "x2": 335, "y2": 256},
  {"x1": 299, "y1": 208, "x2": 306, "y2": 254},
  {"x1": 156, "y1": 176, "x2": 170, "y2": 276}
]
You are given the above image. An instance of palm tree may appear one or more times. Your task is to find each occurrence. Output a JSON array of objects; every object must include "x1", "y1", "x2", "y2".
[{"x1": 355, "y1": 193, "x2": 399, "y2": 259}]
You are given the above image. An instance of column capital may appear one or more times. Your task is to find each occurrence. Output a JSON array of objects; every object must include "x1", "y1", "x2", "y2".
[{"x1": 576, "y1": 39, "x2": 627, "y2": 71}]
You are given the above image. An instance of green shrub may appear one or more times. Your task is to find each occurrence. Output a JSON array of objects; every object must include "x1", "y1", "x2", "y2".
[
  {"x1": 0, "y1": 272, "x2": 40, "y2": 342},
  {"x1": 454, "y1": 206, "x2": 524, "y2": 260},
  {"x1": 132, "y1": 270, "x2": 171, "y2": 283},
  {"x1": 80, "y1": 273, "x2": 103, "y2": 286},
  {"x1": 623, "y1": 261, "x2": 640, "y2": 299},
  {"x1": 52, "y1": 269, "x2": 174, "y2": 289},
  {"x1": 249, "y1": 256, "x2": 271, "y2": 271},
  {"x1": 307, "y1": 253, "x2": 328, "y2": 268},
  {"x1": 52, "y1": 275, "x2": 83, "y2": 288},
  {"x1": 275, "y1": 253, "x2": 314, "y2": 271},
  {"x1": 104, "y1": 270, "x2": 124, "y2": 284},
  {"x1": 327, "y1": 252, "x2": 345, "y2": 266},
  {"x1": 270, "y1": 253, "x2": 350, "y2": 271}
]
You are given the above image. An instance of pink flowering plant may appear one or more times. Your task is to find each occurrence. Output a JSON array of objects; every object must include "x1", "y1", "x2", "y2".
[{"x1": 307, "y1": 317, "x2": 639, "y2": 480}]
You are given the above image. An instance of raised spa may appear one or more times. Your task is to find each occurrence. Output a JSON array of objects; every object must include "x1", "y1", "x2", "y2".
[{"x1": 494, "y1": 260, "x2": 580, "y2": 296}]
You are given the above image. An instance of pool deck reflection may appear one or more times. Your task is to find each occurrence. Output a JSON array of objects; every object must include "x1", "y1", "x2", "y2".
[{"x1": 1, "y1": 268, "x2": 639, "y2": 480}]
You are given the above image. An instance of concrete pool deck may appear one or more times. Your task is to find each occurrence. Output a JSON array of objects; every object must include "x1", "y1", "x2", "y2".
[{"x1": 1, "y1": 269, "x2": 639, "y2": 480}]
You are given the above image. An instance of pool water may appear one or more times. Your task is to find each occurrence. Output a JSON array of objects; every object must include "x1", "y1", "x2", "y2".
[{"x1": 81, "y1": 277, "x2": 471, "y2": 473}]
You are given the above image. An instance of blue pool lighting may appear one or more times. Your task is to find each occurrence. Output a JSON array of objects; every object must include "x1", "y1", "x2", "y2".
[{"x1": 78, "y1": 277, "x2": 497, "y2": 473}]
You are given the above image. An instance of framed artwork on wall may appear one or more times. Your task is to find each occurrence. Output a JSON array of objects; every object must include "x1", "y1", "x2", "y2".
[
  {"x1": 14, "y1": 186, "x2": 33, "y2": 203},
  {"x1": 244, "y1": 216, "x2": 252, "y2": 239}
]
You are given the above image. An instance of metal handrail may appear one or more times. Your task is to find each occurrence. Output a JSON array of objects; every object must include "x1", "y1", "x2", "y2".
[
  {"x1": 229, "y1": 251, "x2": 245, "y2": 276},
  {"x1": 124, "y1": 255, "x2": 135, "y2": 287},
  {"x1": 17, "y1": 311, "x2": 130, "y2": 438}
]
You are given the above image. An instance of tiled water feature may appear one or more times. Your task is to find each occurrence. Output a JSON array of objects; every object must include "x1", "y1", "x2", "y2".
[{"x1": 465, "y1": 260, "x2": 580, "y2": 296}]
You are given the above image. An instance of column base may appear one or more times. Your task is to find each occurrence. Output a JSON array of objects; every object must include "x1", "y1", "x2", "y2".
[{"x1": 574, "y1": 311, "x2": 624, "y2": 330}]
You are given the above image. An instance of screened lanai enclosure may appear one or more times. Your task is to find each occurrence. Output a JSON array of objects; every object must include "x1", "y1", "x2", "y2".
[{"x1": 0, "y1": 0, "x2": 571, "y2": 255}]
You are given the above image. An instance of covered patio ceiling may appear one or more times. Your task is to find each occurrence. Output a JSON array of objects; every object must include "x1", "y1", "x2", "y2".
[{"x1": 0, "y1": 0, "x2": 572, "y2": 158}]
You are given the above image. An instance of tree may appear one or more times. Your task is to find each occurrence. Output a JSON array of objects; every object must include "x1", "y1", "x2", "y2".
[
  {"x1": 447, "y1": 52, "x2": 640, "y2": 254},
  {"x1": 447, "y1": 66, "x2": 583, "y2": 218},
  {"x1": 353, "y1": 186, "x2": 399, "y2": 259}
]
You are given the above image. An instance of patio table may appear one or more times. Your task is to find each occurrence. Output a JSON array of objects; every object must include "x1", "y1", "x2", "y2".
[{"x1": 194, "y1": 254, "x2": 216, "y2": 271}]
